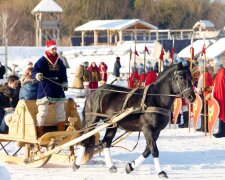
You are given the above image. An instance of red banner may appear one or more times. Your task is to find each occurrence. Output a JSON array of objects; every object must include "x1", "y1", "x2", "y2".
[
  {"x1": 134, "y1": 49, "x2": 139, "y2": 56},
  {"x1": 170, "y1": 47, "x2": 174, "y2": 59},
  {"x1": 144, "y1": 46, "x2": 150, "y2": 55},
  {"x1": 173, "y1": 98, "x2": 182, "y2": 126},
  {"x1": 208, "y1": 97, "x2": 220, "y2": 137},
  {"x1": 191, "y1": 93, "x2": 202, "y2": 131},
  {"x1": 159, "y1": 48, "x2": 164, "y2": 61},
  {"x1": 190, "y1": 47, "x2": 194, "y2": 60},
  {"x1": 201, "y1": 44, "x2": 206, "y2": 56}
]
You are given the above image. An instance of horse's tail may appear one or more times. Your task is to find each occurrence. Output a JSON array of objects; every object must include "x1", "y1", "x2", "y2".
[{"x1": 81, "y1": 133, "x2": 100, "y2": 164}]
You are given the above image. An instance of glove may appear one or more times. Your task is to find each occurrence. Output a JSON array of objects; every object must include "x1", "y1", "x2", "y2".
[
  {"x1": 62, "y1": 83, "x2": 68, "y2": 91},
  {"x1": 36, "y1": 73, "x2": 43, "y2": 81}
]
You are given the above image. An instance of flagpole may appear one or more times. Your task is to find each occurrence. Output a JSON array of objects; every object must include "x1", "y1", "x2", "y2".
[
  {"x1": 129, "y1": 46, "x2": 132, "y2": 86},
  {"x1": 203, "y1": 33, "x2": 207, "y2": 136},
  {"x1": 171, "y1": 37, "x2": 174, "y2": 64},
  {"x1": 188, "y1": 34, "x2": 194, "y2": 133},
  {"x1": 144, "y1": 38, "x2": 146, "y2": 81}
]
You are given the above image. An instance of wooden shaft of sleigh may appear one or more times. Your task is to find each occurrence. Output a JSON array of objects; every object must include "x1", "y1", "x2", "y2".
[{"x1": 32, "y1": 107, "x2": 135, "y2": 162}]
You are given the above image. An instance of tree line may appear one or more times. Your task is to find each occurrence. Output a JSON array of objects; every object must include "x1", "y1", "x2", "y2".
[{"x1": 0, "y1": 0, "x2": 225, "y2": 46}]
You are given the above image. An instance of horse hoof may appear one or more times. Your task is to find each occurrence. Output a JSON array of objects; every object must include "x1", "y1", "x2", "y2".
[
  {"x1": 72, "y1": 163, "x2": 80, "y2": 171},
  {"x1": 158, "y1": 171, "x2": 168, "y2": 178},
  {"x1": 125, "y1": 163, "x2": 134, "y2": 174},
  {"x1": 109, "y1": 166, "x2": 117, "y2": 173}
]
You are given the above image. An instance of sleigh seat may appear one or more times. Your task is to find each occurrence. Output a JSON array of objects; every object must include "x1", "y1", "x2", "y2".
[{"x1": 4, "y1": 98, "x2": 82, "y2": 140}]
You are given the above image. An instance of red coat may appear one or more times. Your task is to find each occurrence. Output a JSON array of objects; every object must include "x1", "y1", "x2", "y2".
[
  {"x1": 145, "y1": 70, "x2": 157, "y2": 86},
  {"x1": 128, "y1": 71, "x2": 139, "y2": 88},
  {"x1": 204, "y1": 71, "x2": 214, "y2": 97},
  {"x1": 99, "y1": 63, "x2": 108, "y2": 82},
  {"x1": 213, "y1": 68, "x2": 225, "y2": 122},
  {"x1": 88, "y1": 63, "x2": 100, "y2": 89},
  {"x1": 138, "y1": 73, "x2": 146, "y2": 87}
]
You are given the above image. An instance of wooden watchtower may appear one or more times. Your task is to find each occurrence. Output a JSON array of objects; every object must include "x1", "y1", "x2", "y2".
[{"x1": 31, "y1": 0, "x2": 63, "y2": 46}]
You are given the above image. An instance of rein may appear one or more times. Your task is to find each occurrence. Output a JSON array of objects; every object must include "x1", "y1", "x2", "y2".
[{"x1": 42, "y1": 75, "x2": 181, "y2": 98}]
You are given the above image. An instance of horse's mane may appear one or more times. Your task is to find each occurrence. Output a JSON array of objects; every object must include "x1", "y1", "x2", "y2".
[{"x1": 155, "y1": 64, "x2": 176, "y2": 83}]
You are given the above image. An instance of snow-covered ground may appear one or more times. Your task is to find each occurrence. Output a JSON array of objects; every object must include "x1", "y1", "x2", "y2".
[
  {"x1": 2, "y1": 123, "x2": 225, "y2": 180},
  {"x1": 1, "y1": 94, "x2": 225, "y2": 180}
]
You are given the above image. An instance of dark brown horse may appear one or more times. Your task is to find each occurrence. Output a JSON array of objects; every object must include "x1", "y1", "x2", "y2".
[{"x1": 73, "y1": 62, "x2": 196, "y2": 178}]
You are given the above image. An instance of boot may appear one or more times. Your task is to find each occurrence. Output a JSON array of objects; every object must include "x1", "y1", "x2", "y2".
[
  {"x1": 196, "y1": 116, "x2": 204, "y2": 132},
  {"x1": 197, "y1": 115, "x2": 209, "y2": 132},
  {"x1": 57, "y1": 121, "x2": 65, "y2": 131},
  {"x1": 179, "y1": 111, "x2": 188, "y2": 128},
  {"x1": 213, "y1": 120, "x2": 225, "y2": 138},
  {"x1": 36, "y1": 126, "x2": 44, "y2": 137},
  {"x1": 177, "y1": 114, "x2": 181, "y2": 124}
]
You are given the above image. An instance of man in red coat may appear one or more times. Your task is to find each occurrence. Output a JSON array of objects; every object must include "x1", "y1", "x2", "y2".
[
  {"x1": 145, "y1": 64, "x2": 157, "y2": 86},
  {"x1": 213, "y1": 64, "x2": 225, "y2": 138},
  {"x1": 128, "y1": 65, "x2": 139, "y2": 88},
  {"x1": 196, "y1": 61, "x2": 214, "y2": 132},
  {"x1": 138, "y1": 63, "x2": 145, "y2": 87}
]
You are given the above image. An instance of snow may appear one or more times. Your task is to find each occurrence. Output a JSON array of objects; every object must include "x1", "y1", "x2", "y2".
[
  {"x1": 31, "y1": 0, "x2": 63, "y2": 14},
  {"x1": 177, "y1": 39, "x2": 216, "y2": 59},
  {"x1": 0, "y1": 45, "x2": 225, "y2": 179},
  {"x1": 205, "y1": 38, "x2": 225, "y2": 59},
  {"x1": 2, "y1": 126, "x2": 225, "y2": 179},
  {"x1": 75, "y1": 19, "x2": 158, "y2": 31}
]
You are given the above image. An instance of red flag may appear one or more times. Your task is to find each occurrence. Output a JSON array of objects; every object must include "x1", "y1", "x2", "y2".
[
  {"x1": 190, "y1": 47, "x2": 194, "y2": 60},
  {"x1": 134, "y1": 49, "x2": 139, "y2": 56},
  {"x1": 201, "y1": 45, "x2": 206, "y2": 56},
  {"x1": 169, "y1": 47, "x2": 174, "y2": 59},
  {"x1": 144, "y1": 46, "x2": 150, "y2": 55},
  {"x1": 159, "y1": 48, "x2": 164, "y2": 61},
  {"x1": 130, "y1": 48, "x2": 132, "y2": 61}
]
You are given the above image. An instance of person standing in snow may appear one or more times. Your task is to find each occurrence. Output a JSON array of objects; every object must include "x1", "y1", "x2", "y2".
[
  {"x1": 0, "y1": 62, "x2": 6, "y2": 79},
  {"x1": 32, "y1": 40, "x2": 68, "y2": 137},
  {"x1": 112, "y1": 57, "x2": 121, "y2": 81},
  {"x1": 212, "y1": 63, "x2": 225, "y2": 138}
]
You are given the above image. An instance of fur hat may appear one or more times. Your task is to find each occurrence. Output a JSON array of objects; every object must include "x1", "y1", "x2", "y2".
[{"x1": 46, "y1": 40, "x2": 57, "y2": 50}]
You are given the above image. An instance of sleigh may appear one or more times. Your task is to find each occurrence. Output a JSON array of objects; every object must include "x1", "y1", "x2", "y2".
[{"x1": 0, "y1": 98, "x2": 134, "y2": 167}]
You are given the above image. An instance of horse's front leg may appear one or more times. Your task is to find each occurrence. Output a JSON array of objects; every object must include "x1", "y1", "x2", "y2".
[
  {"x1": 125, "y1": 145, "x2": 150, "y2": 174},
  {"x1": 150, "y1": 133, "x2": 168, "y2": 178},
  {"x1": 101, "y1": 127, "x2": 118, "y2": 173},
  {"x1": 125, "y1": 117, "x2": 152, "y2": 174}
]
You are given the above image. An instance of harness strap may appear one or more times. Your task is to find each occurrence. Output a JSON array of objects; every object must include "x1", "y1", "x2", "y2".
[
  {"x1": 141, "y1": 85, "x2": 151, "y2": 111},
  {"x1": 85, "y1": 112, "x2": 111, "y2": 118},
  {"x1": 122, "y1": 88, "x2": 139, "y2": 109},
  {"x1": 145, "y1": 107, "x2": 171, "y2": 117}
]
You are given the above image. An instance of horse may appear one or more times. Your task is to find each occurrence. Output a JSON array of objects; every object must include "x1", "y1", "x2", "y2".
[{"x1": 73, "y1": 62, "x2": 196, "y2": 178}]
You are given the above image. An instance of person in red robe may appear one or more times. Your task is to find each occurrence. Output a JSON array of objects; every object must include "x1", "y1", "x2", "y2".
[
  {"x1": 99, "y1": 62, "x2": 108, "y2": 85},
  {"x1": 145, "y1": 62, "x2": 157, "y2": 86},
  {"x1": 196, "y1": 60, "x2": 214, "y2": 132},
  {"x1": 213, "y1": 64, "x2": 225, "y2": 138},
  {"x1": 88, "y1": 62, "x2": 100, "y2": 89},
  {"x1": 138, "y1": 63, "x2": 145, "y2": 87},
  {"x1": 128, "y1": 64, "x2": 139, "y2": 88}
]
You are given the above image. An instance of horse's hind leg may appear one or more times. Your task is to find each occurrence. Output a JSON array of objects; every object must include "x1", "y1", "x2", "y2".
[
  {"x1": 101, "y1": 127, "x2": 118, "y2": 173},
  {"x1": 73, "y1": 115, "x2": 98, "y2": 171}
]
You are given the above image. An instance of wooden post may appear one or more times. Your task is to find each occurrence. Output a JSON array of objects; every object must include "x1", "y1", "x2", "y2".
[
  {"x1": 188, "y1": 35, "x2": 194, "y2": 132},
  {"x1": 203, "y1": 34, "x2": 207, "y2": 136}
]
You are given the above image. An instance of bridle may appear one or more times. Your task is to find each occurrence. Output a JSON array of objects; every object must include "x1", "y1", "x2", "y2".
[{"x1": 173, "y1": 69, "x2": 192, "y2": 99}]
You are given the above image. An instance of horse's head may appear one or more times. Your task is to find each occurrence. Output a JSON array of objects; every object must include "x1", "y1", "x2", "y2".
[{"x1": 172, "y1": 62, "x2": 196, "y2": 103}]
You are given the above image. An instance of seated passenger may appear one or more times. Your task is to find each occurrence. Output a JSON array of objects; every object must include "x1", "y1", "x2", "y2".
[
  {"x1": 19, "y1": 62, "x2": 38, "y2": 100},
  {"x1": 0, "y1": 75, "x2": 20, "y2": 134}
]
